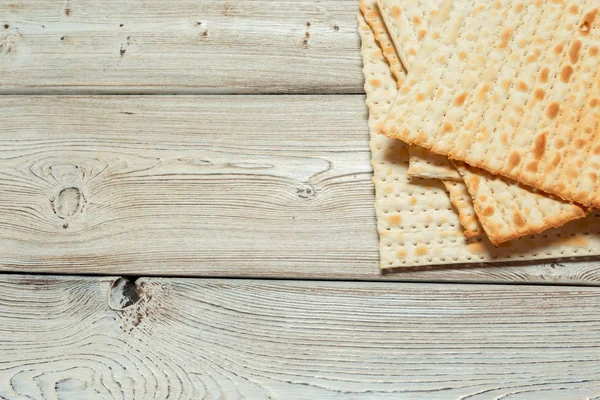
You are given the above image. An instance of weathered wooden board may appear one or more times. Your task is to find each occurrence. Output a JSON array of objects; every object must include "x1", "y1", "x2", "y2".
[
  {"x1": 1, "y1": 274, "x2": 599, "y2": 399},
  {"x1": 0, "y1": 0, "x2": 362, "y2": 94},
  {"x1": 1, "y1": 95, "x2": 599, "y2": 284}
]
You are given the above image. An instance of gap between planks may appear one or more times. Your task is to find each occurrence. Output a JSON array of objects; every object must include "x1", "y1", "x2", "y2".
[
  {"x1": 0, "y1": 92, "x2": 367, "y2": 96},
  {"x1": 1, "y1": 270, "x2": 600, "y2": 289}
]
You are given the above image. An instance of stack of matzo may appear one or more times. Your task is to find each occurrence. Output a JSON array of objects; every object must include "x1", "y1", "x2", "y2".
[{"x1": 359, "y1": 0, "x2": 600, "y2": 269}]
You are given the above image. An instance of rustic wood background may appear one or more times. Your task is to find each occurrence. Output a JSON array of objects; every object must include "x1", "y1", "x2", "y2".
[
  {"x1": 1, "y1": 0, "x2": 362, "y2": 94},
  {"x1": 2, "y1": 275, "x2": 600, "y2": 399},
  {"x1": 2, "y1": 0, "x2": 600, "y2": 398}
]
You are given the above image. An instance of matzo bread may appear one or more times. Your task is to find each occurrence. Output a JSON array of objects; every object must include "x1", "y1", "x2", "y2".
[
  {"x1": 382, "y1": 0, "x2": 600, "y2": 208},
  {"x1": 454, "y1": 162, "x2": 586, "y2": 245},
  {"x1": 359, "y1": 10, "x2": 600, "y2": 268},
  {"x1": 359, "y1": 0, "x2": 406, "y2": 86},
  {"x1": 443, "y1": 180, "x2": 484, "y2": 238}
]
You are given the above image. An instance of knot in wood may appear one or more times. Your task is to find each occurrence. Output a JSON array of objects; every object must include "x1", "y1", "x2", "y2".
[
  {"x1": 109, "y1": 278, "x2": 142, "y2": 311},
  {"x1": 52, "y1": 187, "x2": 83, "y2": 219},
  {"x1": 297, "y1": 184, "x2": 317, "y2": 199}
]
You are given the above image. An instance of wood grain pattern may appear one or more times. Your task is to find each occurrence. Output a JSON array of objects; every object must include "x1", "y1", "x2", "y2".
[
  {"x1": 1, "y1": 274, "x2": 600, "y2": 399},
  {"x1": 0, "y1": 0, "x2": 362, "y2": 94},
  {"x1": 1, "y1": 95, "x2": 600, "y2": 284}
]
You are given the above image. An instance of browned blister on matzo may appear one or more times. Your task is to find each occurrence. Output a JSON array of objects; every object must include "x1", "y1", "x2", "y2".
[
  {"x1": 382, "y1": 0, "x2": 600, "y2": 208},
  {"x1": 454, "y1": 162, "x2": 586, "y2": 246},
  {"x1": 359, "y1": 10, "x2": 600, "y2": 268}
]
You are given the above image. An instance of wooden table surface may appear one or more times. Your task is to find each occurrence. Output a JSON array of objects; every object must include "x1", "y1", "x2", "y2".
[{"x1": 2, "y1": 1, "x2": 600, "y2": 398}]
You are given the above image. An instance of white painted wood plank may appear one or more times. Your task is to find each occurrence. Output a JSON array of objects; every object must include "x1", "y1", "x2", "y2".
[
  {"x1": 0, "y1": 0, "x2": 362, "y2": 94},
  {"x1": 1, "y1": 274, "x2": 600, "y2": 399},
  {"x1": 1, "y1": 95, "x2": 599, "y2": 284}
]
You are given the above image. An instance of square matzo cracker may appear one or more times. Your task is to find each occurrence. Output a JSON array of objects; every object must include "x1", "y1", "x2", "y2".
[
  {"x1": 377, "y1": 0, "x2": 584, "y2": 242},
  {"x1": 382, "y1": 0, "x2": 600, "y2": 208}
]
